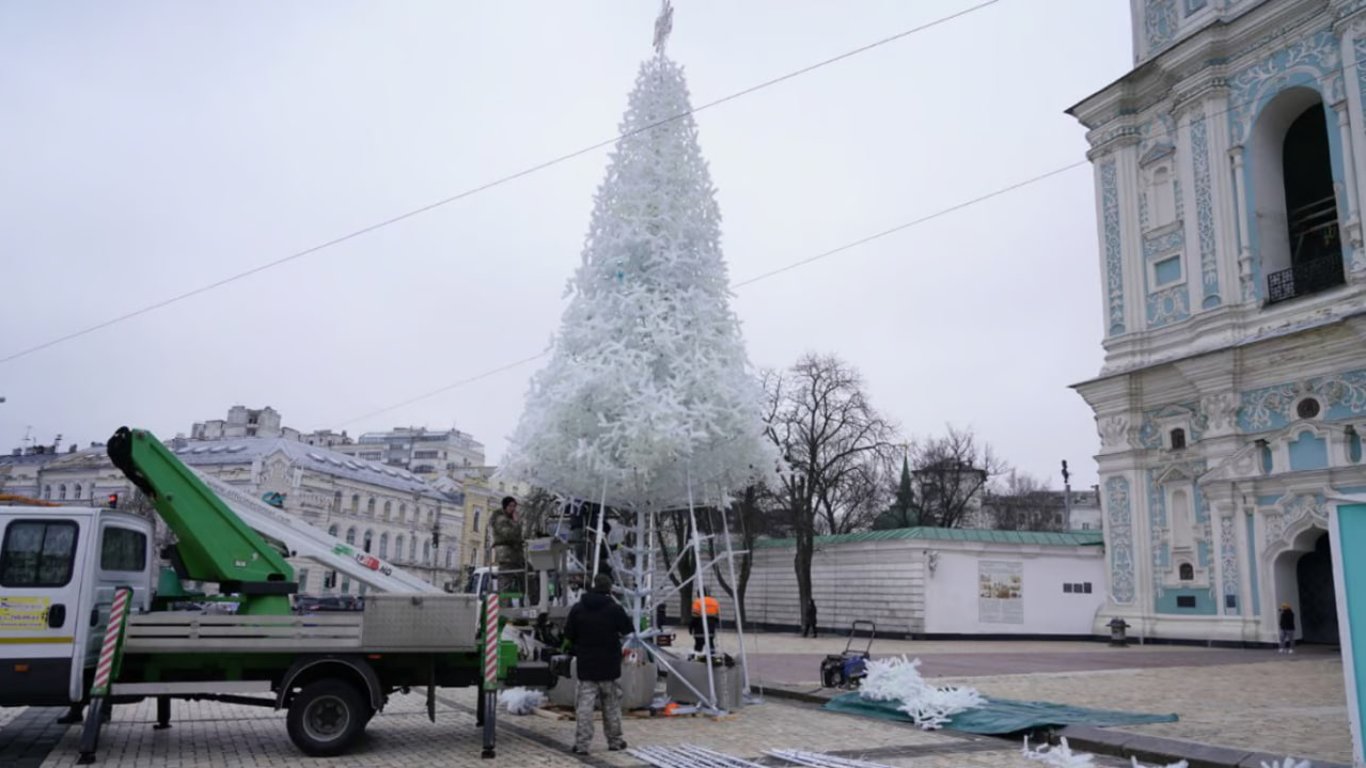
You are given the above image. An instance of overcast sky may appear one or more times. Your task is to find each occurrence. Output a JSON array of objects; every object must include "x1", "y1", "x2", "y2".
[{"x1": 0, "y1": 1, "x2": 1132, "y2": 489}]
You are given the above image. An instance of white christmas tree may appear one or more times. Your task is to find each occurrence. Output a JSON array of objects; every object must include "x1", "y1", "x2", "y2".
[{"x1": 500, "y1": 10, "x2": 775, "y2": 510}]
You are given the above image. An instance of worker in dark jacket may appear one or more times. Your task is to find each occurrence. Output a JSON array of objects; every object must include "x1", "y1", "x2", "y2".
[{"x1": 565, "y1": 573, "x2": 633, "y2": 754}]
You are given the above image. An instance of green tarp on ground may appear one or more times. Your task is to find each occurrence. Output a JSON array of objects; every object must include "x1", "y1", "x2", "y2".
[{"x1": 824, "y1": 692, "x2": 1178, "y2": 734}]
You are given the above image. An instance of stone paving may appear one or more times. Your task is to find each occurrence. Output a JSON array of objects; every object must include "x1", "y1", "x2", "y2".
[
  {"x1": 936, "y1": 654, "x2": 1352, "y2": 766},
  {"x1": 25, "y1": 689, "x2": 1130, "y2": 768}
]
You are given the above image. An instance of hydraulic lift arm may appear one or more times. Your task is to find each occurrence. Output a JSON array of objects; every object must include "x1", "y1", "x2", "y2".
[{"x1": 107, "y1": 426, "x2": 295, "y2": 615}]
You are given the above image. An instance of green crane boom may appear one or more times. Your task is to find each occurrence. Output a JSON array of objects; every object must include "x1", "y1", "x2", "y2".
[{"x1": 107, "y1": 426, "x2": 295, "y2": 615}]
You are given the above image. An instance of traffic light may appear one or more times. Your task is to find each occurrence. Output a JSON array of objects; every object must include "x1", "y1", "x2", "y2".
[{"x1": 107, "y1": 493, "x2": 119, "y2": 508}]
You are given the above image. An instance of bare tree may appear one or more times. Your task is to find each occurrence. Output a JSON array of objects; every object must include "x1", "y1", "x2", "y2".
[
  {"x1": 911, "y1": 426, "x2": 1006, "y2": 528},
  {"x1": 980, "y1": 471, "x2": 1066, "y2": 532},
  {"x1": 706, "y1": 483, "x2": 780, "y2": 625},
  {"x1": 764, "y1": 354, "x2": 898, "y2": 636}
]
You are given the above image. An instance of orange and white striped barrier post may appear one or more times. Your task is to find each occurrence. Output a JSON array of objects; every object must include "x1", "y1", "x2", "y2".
[
  {"x1": 79, "y1": 586, "x2": 133, "y2": 764},
  {"x1": 481, "y1": 591, "x2": 499, "y2": 759}
]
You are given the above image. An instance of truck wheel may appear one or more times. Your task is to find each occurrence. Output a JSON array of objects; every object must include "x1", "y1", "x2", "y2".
[{"x1": 286, "y1": 680, "x2": 366, "y2": 756}]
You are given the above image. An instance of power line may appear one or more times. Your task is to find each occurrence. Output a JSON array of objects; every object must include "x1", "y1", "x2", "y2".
[
  {"x1": 0, "y1": 0, "x2": 1006, "y2": 367},
  {"x1": 335, "y1": 156, "x2": 1087, "y2": 425},
  {"x1": 338, "y1": 53, "x2": 1351, "y2": 423}
]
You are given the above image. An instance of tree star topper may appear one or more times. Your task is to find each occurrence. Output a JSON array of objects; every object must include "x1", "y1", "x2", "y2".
[{"x1": 653, "y1": 0, "x2": 674, "y2": 54}]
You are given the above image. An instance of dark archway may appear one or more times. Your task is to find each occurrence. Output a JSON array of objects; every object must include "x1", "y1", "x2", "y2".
[
  {"x1": 1297, "y1": 532, "x2": 1339, "y2": 645},
  {"x1": 1269, "y1": 103, "x2": 1345, "y2": 301}
]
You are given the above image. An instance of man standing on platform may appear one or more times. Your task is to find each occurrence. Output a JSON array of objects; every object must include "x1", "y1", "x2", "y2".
[
  {"x1": 566, "y1": 573, "x2": 633, "y2": 754},
  {"x1": 491, "y1": 496, "x2": 526, "y2": 598}
]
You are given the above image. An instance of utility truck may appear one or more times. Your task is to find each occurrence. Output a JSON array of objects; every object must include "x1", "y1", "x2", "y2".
[{"x1": 0, "y1": 427, "x2": 550, "y2": 762}]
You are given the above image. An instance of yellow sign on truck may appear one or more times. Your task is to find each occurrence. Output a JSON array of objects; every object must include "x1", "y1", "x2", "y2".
[{"x1": 0, "y1": 596, "x2": 52, "y2": 630}]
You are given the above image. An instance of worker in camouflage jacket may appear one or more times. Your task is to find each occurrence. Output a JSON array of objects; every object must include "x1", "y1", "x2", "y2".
[{"x1": 490, "y1": 496, "x2": 525, "y2": 596}]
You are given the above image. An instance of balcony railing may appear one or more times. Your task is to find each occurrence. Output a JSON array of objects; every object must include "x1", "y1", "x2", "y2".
[{"x1": 1267, "y1": 255, "x2": 1345, "y2": 304}]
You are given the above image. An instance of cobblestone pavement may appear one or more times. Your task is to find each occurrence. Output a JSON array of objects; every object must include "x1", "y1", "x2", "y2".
[
  {"x1": 935, "y1": 654, "x2": 1351, "y2": 765},
  {"x1": 24, "y1": 689, "x2": 1130, "y2": 768}
]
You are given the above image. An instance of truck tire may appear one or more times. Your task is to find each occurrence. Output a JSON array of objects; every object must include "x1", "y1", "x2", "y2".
[{"x1": 286, "y1": 679, "x2": 366, "y2": 756}]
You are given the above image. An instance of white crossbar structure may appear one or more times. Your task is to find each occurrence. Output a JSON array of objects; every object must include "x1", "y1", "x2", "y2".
[
  {"x1": 195, "y1": 470, "x2": 441, "y2": 594},
  {"x1": 580, "y1": 466, "x2": 754, "y2": 715},
  {"x1": 767, "y1": 749, "x2": 897, "y2": 768}
]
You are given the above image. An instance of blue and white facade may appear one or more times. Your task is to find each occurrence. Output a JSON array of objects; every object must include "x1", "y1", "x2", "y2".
[{"x1": 1072, "y1": 0, "x2": 1366, "y2": 643}]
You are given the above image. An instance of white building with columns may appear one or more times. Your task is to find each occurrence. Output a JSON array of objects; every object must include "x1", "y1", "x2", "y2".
[{"x1": 1071, "y1": 0, "x2": 1366, "y2": 644}]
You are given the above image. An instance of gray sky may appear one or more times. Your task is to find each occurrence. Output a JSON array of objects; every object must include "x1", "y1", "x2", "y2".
[{"x1": 0, "y1": 1, "x2": 1131, "y2": 490}]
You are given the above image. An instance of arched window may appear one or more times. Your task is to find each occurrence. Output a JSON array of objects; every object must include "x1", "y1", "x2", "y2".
[
  {"x1": 367, "y1": 498, "x2": 376, "y2": 517},
  {"x1": 1169, "y1": 428, "x2": 1186, "y2": 450},
  {"x1": 400, "y1": 503, "x2": 407, "y2": 523},
  {"x1": 333, "y1": 491, "x2": 342, "y2": 511},
  {"x1": 328, "y1": 524, "x2": 339, "y2": 538},
  {"x1": 379, "y1": 533, "x2": 389, "y2": 559},
  {"x1": 1250, "y1": 89, "x2": 1345, "y2": 302},
  {"x1": 446, "y1": 549, "x2": 454, "y2": 569},
  {"x1": 346, "y1": 527, "x2": 357, "y2": 545},
  {"x1": 409, "y1": 537, "x2": 417, "y2": 561},
  {"x1": 73, "y1": 484, "x2": 82, "y2": 500},
  {"x1": 383, "y1": 501, "x2": 392, "y2": 520},
  {"x1": 58, "y1": 484, "x2": 66, "y2": 500},
  {"x1": 427, "y1": 509, "x2": 435, "y2": 525},
  {"x1": 423, "y1": 540, "x2": 432, "y2": 565},
  {"x1": 351, "y1": 494, "x2": 360, "y2": 513},
  {"x1": 1179, "y1": 563, "x2": 1194, "y2": 581},
  {"x1": 395, "y1": 535, "x2": 405, "y2": 562},
  {"x1": 43, "y1": 485, "x2": 51, "y2": 500},
  {"x1": 363, "y1": 530, "x2": 373, "y2": 553}
]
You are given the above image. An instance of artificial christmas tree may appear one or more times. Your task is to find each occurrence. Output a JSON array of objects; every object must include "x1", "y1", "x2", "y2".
[{"x1": 500, "y1": 6, "x2": 775, "y2": 511}]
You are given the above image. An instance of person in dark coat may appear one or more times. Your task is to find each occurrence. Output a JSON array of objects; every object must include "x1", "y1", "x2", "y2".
[
  {"x1": 802, "y1": 599, "x2": 818, "y2": 638},
  {"x1": 564, "y1": 573, "x2": 633, "y2": 754},
  {"x1": 1279, "y1": 602, "x2": 1297, "y2": 654}
]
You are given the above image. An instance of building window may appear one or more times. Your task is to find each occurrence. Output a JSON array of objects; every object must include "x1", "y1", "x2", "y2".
[
  {"x1": 351, "y1": 494, "x2": 360, "y2": 514},
  {"x1": 383, "y1": 501, "x2": 392, "y2": 520},
  {"x1": 58, "y1": 484, "x2": 66, "y2": 501},
  {"x1": 423, "y1": 540, "x2": 431, "y2": 565},
  {"x1": 73, "y1": 484, "x2": 82, "y2": 500},
  {"x1": 1252, "y1": 93, "x2": 1345, "y2": 303},
  {"x1": 346, "y1": 527, "x2": 357, "y2": 545},
  {"x1": 297, "y1": 568, "x2": 309, "y2": 593},
  {"x1": 1153, "y1": 255, "x2": 1182, "y2": 286},
  {"x1": 400, "y1": 503, "x2": 407, "y2": 523},
  {"x1": 1064, "y1": 583, "x2": 1074, "y2": 593},
  {"x1": 379, "y1": 533, "x2": 389, "y2": 559},
  {"x1": 1169, "y1": 428, "x2": 1186, "y2": 450},
  {"x1": 1296, "y1": 398, "x2": 1321, "y2": 420},
  {"x1": 409, "y1": 537, "x2": 417, "y2": 562},
  {"x1": 341, "y1": 578, "x2": 350, "y2": 594},
  {"x1": 1179, "y1": 562, "x2": 1194, "y2": 581},
  {"x1": 1082, "y1": 582, "x2": 1092, "y2": 593},
  {"x1": 1176, "y1": 595, "x2": 1196, "y2": 608},
  {"x1": 43, "y1": 485, "x2": 51, "y2": 500},
  {"x1": 473, "y1": 509, "x2": 481, "y2": 532},
  {"x1": 367, "y1": 498, "x2": 376, "y2": 517},
  {"x1": 395, "y1": 535, "x2": 405, "y2": 562},
  {"x1": 333, "y1": 491, "x2": 342, "y2": 511},
  {"x1": 328, "y1": 524, "x2": 339, "y2": 538},
  {"x1": 446, "y1": 550, "x2": 454, "y2": 569},
  {"x1": 1349, "y1": 426, "x2": 1363, "y2": 464},
  {"x1": 427, "y1": 509, "x2": 435, "y2": 525},
  {"x1": 363, "y1": 530, "x2": 373, "y2": 553}
]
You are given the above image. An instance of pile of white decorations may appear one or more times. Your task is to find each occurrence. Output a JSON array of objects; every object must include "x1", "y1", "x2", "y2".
[
  {"x1": 857, "y1": 655, "x2": 985, "y2": 730},
  {"x1": 498, "y1": 687, "x2": 547, "y2": 716},
  {"x1": 1022, "y1": 737, "x2": 1314, "y2": 768}
]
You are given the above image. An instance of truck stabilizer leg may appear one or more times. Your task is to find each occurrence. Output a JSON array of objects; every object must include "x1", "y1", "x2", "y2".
[
  {"x1": 77, "y1": 697, "x2": 107, "y2": 764},
  {"x1": 480, "y1": 689, "x2": 496, "y2": 759},
  {"x1": 154, "y1": 696, "x2": 172, "y2": 730}
]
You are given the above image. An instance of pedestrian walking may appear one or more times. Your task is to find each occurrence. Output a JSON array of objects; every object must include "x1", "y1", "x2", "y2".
[
  {"x1": 565, "y1": 573, "x2": 633, "y2": 754},
  {"x1": 1279, "y1": 602, "x2": 1297, "y2": 654},
  {"x1": 802, "y1": 598, "x2": 818, "y2": 638}
]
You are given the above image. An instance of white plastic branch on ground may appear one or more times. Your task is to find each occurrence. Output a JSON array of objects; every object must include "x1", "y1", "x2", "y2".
[
  {"x1": 497, "y1": 687, "x2": 547, "y2": 715},
  {"x1": 857, "y1": 655, "x2": 986, "y2": 730}
]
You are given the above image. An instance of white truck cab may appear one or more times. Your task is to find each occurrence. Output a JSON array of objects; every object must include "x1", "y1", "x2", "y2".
[{"x1": 0, "y1": 507, "x2": 155, "y2": 708}]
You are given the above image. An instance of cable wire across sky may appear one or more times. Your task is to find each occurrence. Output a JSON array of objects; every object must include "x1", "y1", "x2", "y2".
[{"x1": 0, "y1": 0, "x2": 1006, "y2": 367}]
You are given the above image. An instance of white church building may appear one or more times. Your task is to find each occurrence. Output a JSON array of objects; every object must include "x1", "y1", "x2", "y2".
[{"x1": 1071, "y1": 0, "x2": 1366, "y2": 644}]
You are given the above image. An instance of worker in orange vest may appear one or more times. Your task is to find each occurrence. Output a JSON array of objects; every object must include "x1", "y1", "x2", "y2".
[{"x1": 690, "y1": 595, "x2": 719, "y2": 653}]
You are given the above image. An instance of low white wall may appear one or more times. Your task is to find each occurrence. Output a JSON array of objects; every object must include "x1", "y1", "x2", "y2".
[{"x1": 922, "y1": 548, "x2": 1105, "y2": 635}]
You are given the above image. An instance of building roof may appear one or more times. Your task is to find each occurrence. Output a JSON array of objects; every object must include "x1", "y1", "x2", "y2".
[
  {"x1": 753, "y1": 527, "x2": 1105, "y2": 550},
  {"x1": 170, "y1": 438, "x2": 460, "y2": 502}
]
